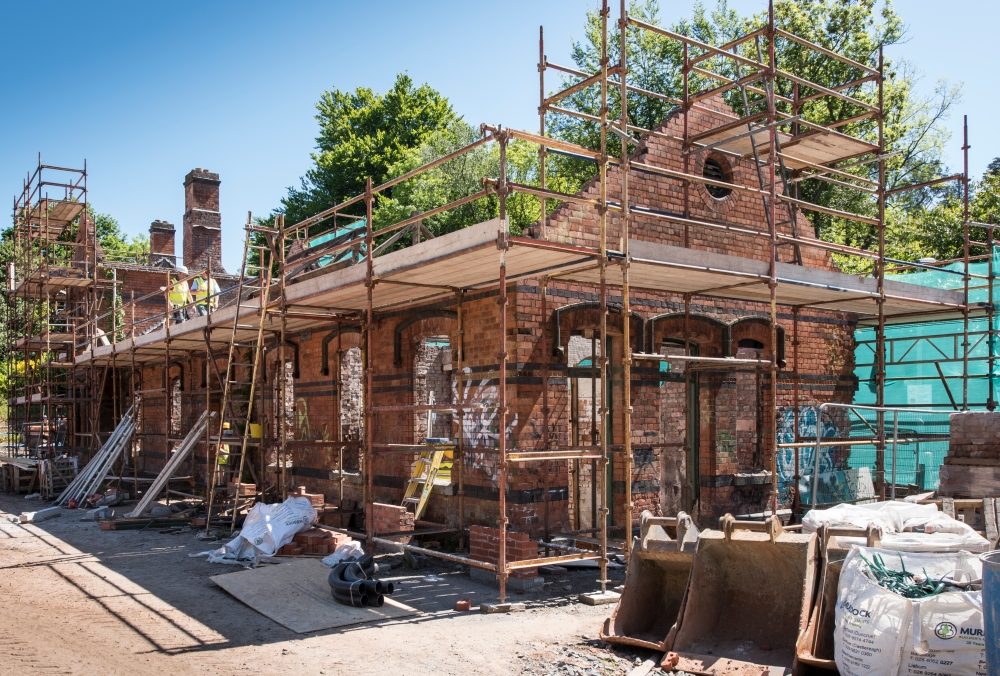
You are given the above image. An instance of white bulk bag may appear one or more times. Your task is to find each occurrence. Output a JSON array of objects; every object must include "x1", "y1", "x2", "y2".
[{"x1": 834, "y1": 545, "x2": 986, "y2": 676}]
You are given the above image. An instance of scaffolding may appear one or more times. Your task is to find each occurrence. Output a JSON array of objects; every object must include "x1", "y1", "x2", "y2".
[
  {"x1": 30, "y1": 0, "x2": 993, "y2": 605},
  {"x1": 4, "y1": 157, "x2": 102, "y2": 461}
]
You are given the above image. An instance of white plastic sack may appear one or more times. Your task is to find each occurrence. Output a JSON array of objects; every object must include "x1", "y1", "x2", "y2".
[
  {"x1": 803, "y1": 501, "x2": 989, "y2": 553},
  {"x1": 197, "y1": 496, "x2": 317, "y2": 565},
  {"x1": 834, "y1": 545, "x2": 986, "y2": 676},
  {"x1": 321, "y1": 540, "x2": 363, "y2": 567}
]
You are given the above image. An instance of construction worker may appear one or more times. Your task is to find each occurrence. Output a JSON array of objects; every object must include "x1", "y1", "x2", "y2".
[
  {"x1": 168, "y1": 265, "x2": 192, "y2": 324},
  {"x1": 190, "y1": 273, "x2": 221, "y2": 316},
  {"x1": 216, "y1": 422, "x2": 232, "y2": 485}
]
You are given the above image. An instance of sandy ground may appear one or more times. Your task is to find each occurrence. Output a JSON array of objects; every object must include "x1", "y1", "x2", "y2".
[{"x1": 0, "y1": 494, "x2": 661, "y2": 676}]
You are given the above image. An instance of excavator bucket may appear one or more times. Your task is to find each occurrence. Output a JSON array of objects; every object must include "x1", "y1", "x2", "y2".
[
  {"x1": 664, "y1": 515, "x2": 819, "y2": 676},
  {"x1": 795, "y1": 524, "x2": 882, "y2": 671},
  {"x1": 601, "y1": 511, "x2": 696, "y2": 651}
]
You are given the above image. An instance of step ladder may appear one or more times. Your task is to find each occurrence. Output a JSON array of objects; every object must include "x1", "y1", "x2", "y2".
[
  {"x1": 205, "y1": 214, "x2": 280, "y2": 533},
  {"x1": 401, "y1": 442, "x2": 453, "y2": 520}
]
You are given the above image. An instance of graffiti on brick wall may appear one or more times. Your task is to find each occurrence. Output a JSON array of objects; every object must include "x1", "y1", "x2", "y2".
[
  {"x1": 775, "y1": 405, "x2": 839, "y2": 501},
  {"x1": 717, "y1": 429, "x2": 735, "y2": 460},
  {"x1": 294, "y1": 397, "x2": 331, "y2": 442},
  {"x1": 453, "y1": 368, "x2": 518, "y2": 485}
]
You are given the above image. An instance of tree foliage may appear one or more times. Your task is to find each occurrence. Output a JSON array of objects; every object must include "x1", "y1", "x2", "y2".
[
  {"x1": 280, "y1": 73, "x2": 458, "y2": 227},
  {"x1": 373, "y1": 120, "x2": 548, "y2": 241}
]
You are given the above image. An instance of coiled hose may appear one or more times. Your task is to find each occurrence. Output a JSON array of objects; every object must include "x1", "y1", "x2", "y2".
[{"x1": 329, "y1": 554, "x2": 394, "y2": 607}]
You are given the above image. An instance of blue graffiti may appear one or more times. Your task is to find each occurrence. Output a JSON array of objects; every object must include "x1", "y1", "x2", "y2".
[{"x1": 775, "y1": 406, "x2": 839, "y2": 501}]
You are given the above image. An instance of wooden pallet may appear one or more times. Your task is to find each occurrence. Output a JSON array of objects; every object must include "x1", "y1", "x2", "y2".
[
  {"x1": 1, "y1": 458, "x2": 39, "y2": 495},
  {"x1": 918, "y1": 496, "x2": 1000, "y2": 549}
]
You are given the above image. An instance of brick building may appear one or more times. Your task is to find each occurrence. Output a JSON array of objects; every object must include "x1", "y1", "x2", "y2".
[
  {"x1": 92, "y1": 99, "x2": 863, "y2": 534},
  {"x1": 80, "y1": 91, "x2": 962, "y2": 540}
]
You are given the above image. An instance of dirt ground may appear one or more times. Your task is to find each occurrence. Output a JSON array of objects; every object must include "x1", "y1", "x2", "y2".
[{"x1": 0, "y1": 494, "x2": 665, "y2": 676}]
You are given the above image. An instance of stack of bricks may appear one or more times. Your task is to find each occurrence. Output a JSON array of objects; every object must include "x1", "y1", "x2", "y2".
[
  {"x1": 277, "y1": 528, "x2": 351, "y2": 556},
  {"x1": 469, "y1": 525, "x2": 540, "y2": 579},
  {"x1": 293, "y1": 485, "x2": 325, "y2": 507},
  {"x1": 372, "y1": 503, "x2": 414, "y2": 544},
  {"x1": 948, "y1": 412, "x2": 1000, "y2": 460}
]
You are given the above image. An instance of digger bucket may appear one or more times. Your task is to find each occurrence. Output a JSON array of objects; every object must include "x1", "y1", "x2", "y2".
[
  {"x1": 601, "y1": 511, "x2": 696, "y2": 651},
  {"x1": 664, "y1": 515, "x2": 818, "y2": 676},
  {"x1": 795, "y1": 523, "x2": 882, "y2": 671}
]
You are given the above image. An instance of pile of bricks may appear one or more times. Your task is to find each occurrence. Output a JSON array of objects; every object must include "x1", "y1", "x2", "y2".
[
  {"x1": 469, "y1": 525, "x2": 539, "y2": 579},
  {"x1": 292, "y1": 485, "x2": 325, "y2": 507},
  {"x1": 948, "y1": 412, "x2": 1000, "y2": 460},
  {"x1": 277, "y1": 528, "x2": 352, "y2": 556},
  {"x1": 372, "y1": 503, "x2": 415, "y2": 544}
]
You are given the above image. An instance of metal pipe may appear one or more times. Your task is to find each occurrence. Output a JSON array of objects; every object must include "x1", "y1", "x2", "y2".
[
  {"x1": 364, "y1": 178, "x2": 375, "y2": 552},
  {"x1": 618, "y1": 0, "x2": 633, "y2": 562},
  {"x1": 598, "y1": 0, "x2": 610, "y2": 595},
  {"x1": 497, "y1": 129, "x2": 510, "y2": 604},
  {"x1": 891, "y1": 410, "x2": 899, "y2": 500}
]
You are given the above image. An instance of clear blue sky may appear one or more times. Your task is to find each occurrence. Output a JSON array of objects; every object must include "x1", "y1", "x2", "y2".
[{"x1": 2, "y1": 0, "x2": 994, "y2": 273}]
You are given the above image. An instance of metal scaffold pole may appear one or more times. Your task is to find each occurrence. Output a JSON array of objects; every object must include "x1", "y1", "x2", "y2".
[
  {"x1": 364, "y1": 178, "x2": 375, "y2": 553},
  {"x1": 598, "y1": 0, "x2": 610, "y2": 594},
  {"x1": 497, "y1": 129, "x2": 511, "y2": 604},
  {"x1": 618, "y1": 0, "x2": 634, "y2": 561},
  {"x1": 767, "y1": 0, "x2": 779, "y2": 515}
]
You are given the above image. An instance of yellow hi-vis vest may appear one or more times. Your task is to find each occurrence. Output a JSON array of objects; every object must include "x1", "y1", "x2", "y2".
[
  {"x1": 168, "y1": 280, "x2": 191, "y2": 308},
  {"x1": 190, "y1": 276, "x2": 208, "y2": 305},
  {"x1": 191, "y1": 276, "x2": 221, "y2": 307}
]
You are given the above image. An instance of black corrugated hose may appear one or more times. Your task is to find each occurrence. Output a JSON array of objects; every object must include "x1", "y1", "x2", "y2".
[{"x1": 328, "y1": 554, "x2": 395, "y2": 607}]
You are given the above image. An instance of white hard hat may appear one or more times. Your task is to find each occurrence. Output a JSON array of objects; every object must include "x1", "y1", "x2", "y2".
[{"x1": 175, "y1": 265, "x2": 188, "y2": 273}]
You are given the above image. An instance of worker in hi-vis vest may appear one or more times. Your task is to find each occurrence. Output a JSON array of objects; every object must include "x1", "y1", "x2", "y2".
[
  {"x1": 216, "y1": 422, "x2": 232, "y2": 485},
  {"x1": 168, "y1": 265, "x2": 192, "y2": 324},
  {"x1": 190, "y1": 274, "x2": 221, "y2": 316}
]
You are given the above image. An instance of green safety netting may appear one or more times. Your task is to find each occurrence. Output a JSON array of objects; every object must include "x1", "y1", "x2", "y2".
[{"x1": 848, "y1": 246, "x2": 1000, "y2": 489}]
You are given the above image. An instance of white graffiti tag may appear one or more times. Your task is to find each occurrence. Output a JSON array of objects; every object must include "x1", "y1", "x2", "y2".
[{"x1": 453, "y1": 368, "x2": 518, "y2": 485}]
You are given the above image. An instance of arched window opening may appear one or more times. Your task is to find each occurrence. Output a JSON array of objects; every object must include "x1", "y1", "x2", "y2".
[
  {"x1": 413, "y1": 336, "x2": 453, "y2": 441},
  {"x1": 339, "y1": 346, "x2": 363, "y2": 470},
  {"x1": 703, "y1": 156, "x2": 733, "y2": 199}
]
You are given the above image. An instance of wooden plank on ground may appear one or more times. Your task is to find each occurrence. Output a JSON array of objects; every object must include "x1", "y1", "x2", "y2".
[{"x1": 210, "y1": 558, "x2": 418, "y2": 633}]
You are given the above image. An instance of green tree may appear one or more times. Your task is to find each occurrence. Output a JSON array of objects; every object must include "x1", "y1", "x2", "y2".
[
  {"x1": 281, "y1": 73, "x2": 458, "y2": 228},
  {"x1": 373, "y1": 120, "x2": 544, "y2": 240}
]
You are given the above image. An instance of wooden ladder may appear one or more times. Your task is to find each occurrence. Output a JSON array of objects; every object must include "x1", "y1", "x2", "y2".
[{"x1": 205, "y1": 215, "x2": 279, "y2": 533}]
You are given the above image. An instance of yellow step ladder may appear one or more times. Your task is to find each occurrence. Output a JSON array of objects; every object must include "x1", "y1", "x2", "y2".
[{"x1": 401, "y1": 443, "x2": 453, "y2": 519}]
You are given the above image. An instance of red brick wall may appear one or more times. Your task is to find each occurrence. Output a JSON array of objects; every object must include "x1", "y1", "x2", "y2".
[
  {"x1": 182, "y1": 169, "x2": 225, "y2": 273},
  {"x1": 469, "y1": 524, "x2": 539, "y2": 579},
  {"x1": 149, "y1": 220, "x2": 175, "y2": 265},
  {"x1": 372, "y1": 502, "x2": 414, "y2": 543},
  {"x1": 121, "y1": 269, "x2": 171, "y2": 327}
]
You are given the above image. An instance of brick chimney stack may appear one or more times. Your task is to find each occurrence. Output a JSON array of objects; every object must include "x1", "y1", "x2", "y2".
[
  {"x1": 182, "y1": 168, "x2": 226, "y2": 273},
  {"x1": 149, "y1": 220, "x2": 175, "y2": 267}
]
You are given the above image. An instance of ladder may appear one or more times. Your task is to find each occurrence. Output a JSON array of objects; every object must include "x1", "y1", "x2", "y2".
[
  {"x1": 205, "y1": 214, "x2": 279, "y2": 533},
  {"x1": 401, "y1": 445, "x2": 449, "y2": 520},
  {"x1": 733, "y1": 37, "x2": 803, "y2": 266}
]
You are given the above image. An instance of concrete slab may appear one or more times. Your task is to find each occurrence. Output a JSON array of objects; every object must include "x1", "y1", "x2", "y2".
[
  {"x1": 19, "y1": 506, "x2": 61, "y2": 523},
  {"x1": 480, "y1": 602, "x2": 526, "y2": 614},
  {"x1": 578, "y1": 591, "x2": 620, "y2": 606}
]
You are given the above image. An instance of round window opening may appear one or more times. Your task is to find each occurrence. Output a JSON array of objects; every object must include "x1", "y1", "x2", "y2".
[{"x1": 703, "y1": 157, "x2": 733, "y2": 199}]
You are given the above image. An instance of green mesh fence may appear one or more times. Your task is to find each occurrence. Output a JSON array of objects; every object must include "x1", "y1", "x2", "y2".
[{"x1": 851, "y1": 246, "x2": 1000, "y2": 489}]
